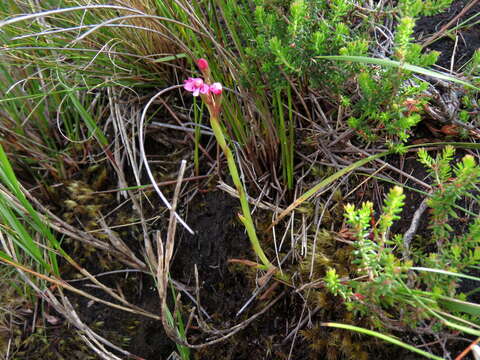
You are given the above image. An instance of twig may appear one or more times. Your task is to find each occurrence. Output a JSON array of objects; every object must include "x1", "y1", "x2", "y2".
[
  {"x1": 282, "y1": 305, "x2": 321, "y2": 344},
  {"x1": 139, "y1": 84, "x2": 194, "y2": 234},
  {"x1": 0, "y1": 255, "x2": 160, "y2": 320},
  {"x1": 92, "y1": 175, "x2": 210, "y2": 194},
  {"x1": 235, "y1": 249, "x2": 293, "y2": 317},
  {"x1": 455, "y1": 337, "x2": 480, "y2": 360},
  {"x1": 422, "y1": 0, "x2": 480, "y2": 47},
  {"x1": 349, "y1": 145, "x2": 433, "y2": 190},
  {"x1": 217, "y1": 181, "x2": 285, "y2": 213},
  {"x1": 403, "y1": 197, "x2": 429, "y2": 257}
]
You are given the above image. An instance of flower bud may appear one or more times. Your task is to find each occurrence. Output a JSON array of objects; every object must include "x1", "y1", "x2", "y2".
[{"x1": 197, "y1": 58, "x2": 209, "y2": 71}]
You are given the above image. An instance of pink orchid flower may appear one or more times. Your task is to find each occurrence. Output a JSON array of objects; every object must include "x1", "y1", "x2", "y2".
[
  {"x1": 209, "y1": 82, "x2": 222, "y2": 95},
  {"x1": 184, "y1": 77, "x2": 210, "y2": 97}
]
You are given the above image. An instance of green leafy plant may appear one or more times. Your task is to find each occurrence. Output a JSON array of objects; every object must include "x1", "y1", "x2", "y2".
[
  {"x1": 342, "y1": 15, "x2": 438, "y2": 146},
  {"x1": 240, "y1": 0, "x2": 452, "y2": 146},
  {"x1": 418, "y1": 146, "x2": 480, "y2": 274},
  {"x1": 325, "y1": 186, "x2": 411, "y2": 314},
  {"x1": 398, "y1": 0, "x2": 455, "y2": 17},
  {"x1": 323, "y1": 147, "x2": 480, "y2": 350},
  {"x1": 2, "y1": 0, "x2": 479, "y2": 358}
]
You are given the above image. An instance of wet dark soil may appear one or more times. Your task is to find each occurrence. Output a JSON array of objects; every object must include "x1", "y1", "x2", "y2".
[
  {"x1": 64, "y1": 190, "x2": 309, "y2": 360},
  {"x1": 415, "y1": 0, "x2": 480, "y2": 69},
  {"x1": 169, "y1": 191, "x2": 308, "y2": 359},
  {"x1": 173, "y1": 191, "x2": 250, "y2": 308},
  {"x1": 72, "y1": 276, "x2": 177, "y2": 359}
]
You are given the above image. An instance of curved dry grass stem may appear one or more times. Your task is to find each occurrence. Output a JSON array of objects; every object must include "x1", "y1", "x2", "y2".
[
  {"x1": 12, "y1": 23, "x2": 175, "y2": 42},
  {"x1": 0, "y1": 254, "x2": 161, "y2": 321},
  {"x1": 70, "y1": 14, "x2": 200, "y2": 45},
  {"x1": 139, "y1": 84, "x2": 194, "y2": 234},
  {"x1": 0, "y1": 5, "x2": 144, "y2": 28},
  {"x1": 2, "y1": 2, "x2": 200, "y2": 69}
]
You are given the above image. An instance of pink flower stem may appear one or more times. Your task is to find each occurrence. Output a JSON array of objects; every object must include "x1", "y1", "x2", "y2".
[{"x1": 209, "y1": 114, "x2": 274, "y2": 271}]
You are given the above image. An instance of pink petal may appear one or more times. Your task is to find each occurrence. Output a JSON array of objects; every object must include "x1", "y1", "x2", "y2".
[
  {"x1": 210, "y1": 82, "x2": 222, "y2": 95},
  {"x1": 200, "y1": 84, "x2": 210, "y2": 94},
  {"x1": 192, "y1": 88, "x2": 200, "y2": 96},
  {"x1": 184, "y1": 78, "x2": 195, "y2": 91},
  {"x1": 193, "y1": 78, "x2": 204, "y2": 88}
]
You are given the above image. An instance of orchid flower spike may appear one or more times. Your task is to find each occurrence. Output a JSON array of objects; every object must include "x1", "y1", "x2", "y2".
[{"x1": 184, "y1": 77, "x2": 209, "y2": 97}]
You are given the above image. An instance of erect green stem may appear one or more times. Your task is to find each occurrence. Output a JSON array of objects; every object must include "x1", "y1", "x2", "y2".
[{"x1": 209, "y1": 115, "x2": 274, "y2": 270}]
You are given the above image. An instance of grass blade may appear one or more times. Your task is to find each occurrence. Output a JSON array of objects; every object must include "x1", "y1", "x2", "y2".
[
  {"x1": 270, "y1": 151, "x2": 388, "y2": 228},
  {"x1": 411, "y1": 267, "x2": 480, "y2": 282},
  {"x1": 318, "y1": 55, "x2": 478, "y2": 90},
  {"x1": 439, "y1": 297, "x2": 480, "y2": 317},
  {"x1": 321, "y1": 322, "x2": 444, "y2": 360}
]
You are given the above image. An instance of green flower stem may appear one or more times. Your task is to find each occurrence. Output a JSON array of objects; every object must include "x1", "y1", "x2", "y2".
[{"x1": 209, "y1": 115, "x2": 274, "y2": 270}]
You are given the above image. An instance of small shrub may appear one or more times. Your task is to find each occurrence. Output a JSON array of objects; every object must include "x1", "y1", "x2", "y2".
[
  {"x1": 239, "y1": 0, "x2": 456, "y2": 145},
  {"x1": 324, "y1": 147, "x2": 480, "y2": 333}
]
